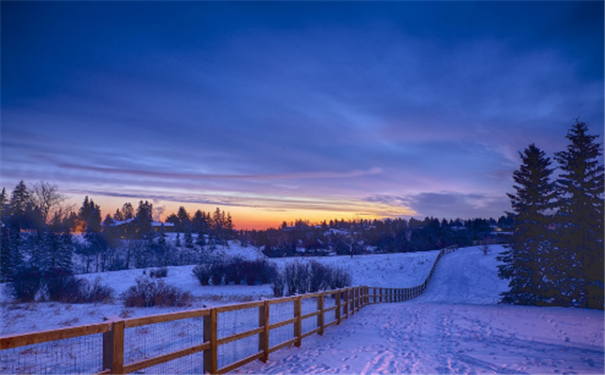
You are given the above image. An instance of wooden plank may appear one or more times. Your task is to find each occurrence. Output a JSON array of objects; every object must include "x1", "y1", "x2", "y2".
[
  {"x1": 268, "y1": 317, "x2": 297, "y2": 330},
  {"x1": 324, "y1": 305, "x2": 337, "y2": 313},
  {"x1": 123, "y1": 342, "x2": 210, "y2": 374},
  {"x1": 317, "y1": 294, "x2": 324, "y2": 336},
  {"x1": 267, "y1": 295, "x2": 299, "y2": 304},
  {"x1": 217, "y1": 327, "x2": 264, "y2": 346},
  {"x1": 335, "y1": 291, "x2": 341, "y2": 324},
  {"x1": 300, "y1": 292, "x2": 324, "y2": 298},
  {"x1": 124, "y1": 308, "x2": 209, "y2": 328},
  {"x1": 1, "y1": 322, "x2": 111, "y2": 350},
  {"x1": 301, "y1": 327, "x2": 322, "y2": 340},
  {"x1": 111, "y1": 320, "x2": 124, "y2": 374},
  {"x1": 268, "y1": 338, "x2": 297, "y2": 353},
  {"x1": 259, "y1": 301, "x2": 269, "y2": 362},
  {"x1": 301, "y1": 311, "x2": 320, "y2": 320},
  {"x1": 294, "y1": 296, "x2": 302, "y2": 347},
  {"x1": 216, "y1": 300, "x2": 264, "y2": 312},
  {"x1": 217, "y1": 351, "x2": 264, "y2": 374},
  {"x1": 324, "y1": 320, "x2": 338, "y2": 329},
  {"x1": 203, "y1": 309, "x2": 217, "y2": 374}
]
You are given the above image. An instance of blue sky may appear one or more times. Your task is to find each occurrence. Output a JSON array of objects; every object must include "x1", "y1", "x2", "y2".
[{"x1": 2, "y1": 1, "x2": 603, "y2": 229}]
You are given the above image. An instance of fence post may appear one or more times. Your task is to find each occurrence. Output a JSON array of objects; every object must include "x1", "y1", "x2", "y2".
[
  {"x1": 379, "y1": 288, "x2": 383, "y2": 303},
  {"x1": 102, "y1": 317, "x2": 124, "y2": 374},
  {"x1": 259, "y1": 301, "x2": 269, "y2": 362},
  {"x1": 294, "y1": 296, "x2": 302, "y2": 347},
  {"x1": 318, "y1": 293, "x2": 325, "y2": 335},
  {"x1": 373, "y1": 287, "x2": 377, "y2": 304},
  {"x1": 336, "y1": 291, "x2": 341, "y2": 325},
  {"x1": 203, "y1": 309, "x2": 218, "y2": 374},
  {"x1": 350, "y1": 288, "x2": 355, "y2": 315},
  {"x1": 343, "y1": 289, "x2": 348, "y2": 319}
]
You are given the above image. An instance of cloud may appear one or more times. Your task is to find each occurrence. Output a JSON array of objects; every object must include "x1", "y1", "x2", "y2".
[{"x1": 365, "y1": 192, "x2": 510, "y2": 219}]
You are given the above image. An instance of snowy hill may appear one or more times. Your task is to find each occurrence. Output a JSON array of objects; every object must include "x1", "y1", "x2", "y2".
[
  {"x1": 1, "y1": 245, "x2": 439, "y2": 335},
  {"x1": 235, "y1": 245, "x2": 604, "y2": 375}
]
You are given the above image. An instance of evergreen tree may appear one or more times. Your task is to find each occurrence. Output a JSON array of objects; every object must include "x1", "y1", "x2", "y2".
[
  {"x1": 498, "y1": 144, "x2": 557, "y2": 305},
  {"x1": 1, "y1": 226, "x2": 15, "y2": 281},
  {"x1": 0, "y1": 187, "x2": 8, "y2": 219},
  {"x1": 554, "y1": 120, "x2": 604, "y2": 308}
]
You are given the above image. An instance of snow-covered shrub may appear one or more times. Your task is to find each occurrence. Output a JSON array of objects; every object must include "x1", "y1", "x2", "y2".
[
  {"x1": 309, "y1": 260, "x2": 330, "y2": 292},
  {"x1": 83, "y1": 277, "x2": 115, "y2": 303},
  {"x1": 272, "y1": 275, "x2": 285, "y2": 297},
  {"x1": 149, "y1": 267, "x2": 168, "y2": 278},
  {"x1": 192, "y1": 264, "x2": 211, "y2": 286},
  {"x1": 121, "y1": 276, "x2": 192, "y2": 307},
  {"x1": 329, "y1": 267, "x2": 352, "y2": 289},
  {"x1": 45, "y1": 270, "x2": 85, "y2": 302},
  {"x1": 210, "y1": 263, "x2": 224, "y2": 285},
  {"x1": 284, "y1": 261, "x2": 310, "y2": 295},
  {"x1": 11, "y1": 266, "x2": 43, "y2": 302},
  {"x1": 240, "y1": 259, "x2": 279, "y2": 285},
  {"x1": 44, "y1": 272, "x2": 114, "y2": 303}
]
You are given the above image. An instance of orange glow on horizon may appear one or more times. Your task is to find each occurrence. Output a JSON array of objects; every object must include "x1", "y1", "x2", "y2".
[{"x1": 69, "y1": 194, "x2": 399, "y2": 231}]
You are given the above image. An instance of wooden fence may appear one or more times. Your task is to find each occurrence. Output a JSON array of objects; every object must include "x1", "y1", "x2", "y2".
[{"x1": 0, "y1": 245, "x2": 457, "y2": 374}]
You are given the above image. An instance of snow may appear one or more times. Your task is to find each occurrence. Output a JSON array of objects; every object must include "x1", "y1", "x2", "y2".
[
  {"x1": 1, "y1": 245, "x2": 603, "y2": 374},
  {"x1": 0, "y1": 244, "x2": 439, "y2": 335},
  {"x1": 234, "y1": 246, "x2": 604, "y2": 374}
]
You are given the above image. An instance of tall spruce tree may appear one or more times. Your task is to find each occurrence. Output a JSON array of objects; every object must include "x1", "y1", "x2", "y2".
[
  {"x1": 498, "y1": 144, "x2": 557, "y2": 305},
  {"x1": 554, "y1": 120, "x2": 604, "y2": 309}
]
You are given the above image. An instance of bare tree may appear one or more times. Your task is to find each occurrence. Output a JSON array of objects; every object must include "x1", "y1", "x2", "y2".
[
  {"x1": 31, "y1": 181, "x2": 70, "y2": 223},
  {"x1": 481, "y1": 237, "x2": 490, "y2": 255}
]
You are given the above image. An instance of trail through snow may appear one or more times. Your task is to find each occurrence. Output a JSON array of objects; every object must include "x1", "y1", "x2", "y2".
[{"x1": 235, "y1": 247, "x2": 604, "y2": 374}]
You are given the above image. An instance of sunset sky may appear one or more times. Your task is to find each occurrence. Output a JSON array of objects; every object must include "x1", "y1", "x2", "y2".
[{"x1": 2, "y1": 1, "x2": 603, "y2": 230}]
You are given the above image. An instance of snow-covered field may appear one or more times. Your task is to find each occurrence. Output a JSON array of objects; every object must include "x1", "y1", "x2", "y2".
[
  {"x1": 1, "y1": 245, "x2": 603, "y2": 375},
  {"x1": 0, "y1": 246, "x2": 439, "y2": 336},
  {"x1": 234, "y1": 246, "x2": 604, "y2": 374}
]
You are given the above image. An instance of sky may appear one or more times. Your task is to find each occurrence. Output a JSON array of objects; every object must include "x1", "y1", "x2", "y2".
[{"x1": 1, "y1": 1, "x2": 603, "y2": 230}]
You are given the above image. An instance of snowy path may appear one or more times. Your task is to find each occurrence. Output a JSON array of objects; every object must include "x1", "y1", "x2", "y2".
[{"x1": 235, "y1": 247, "x2": 605, "y2": 374}]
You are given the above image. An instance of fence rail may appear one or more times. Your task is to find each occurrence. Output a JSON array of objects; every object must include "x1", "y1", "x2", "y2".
[{"x1": 0, "y1": 245, "x2": 457, "y2": 374}]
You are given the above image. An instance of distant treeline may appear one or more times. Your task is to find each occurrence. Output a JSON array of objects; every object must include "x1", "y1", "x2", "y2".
[{"x1": 241, "y1": 216, "x2": 512, "y2": 258}]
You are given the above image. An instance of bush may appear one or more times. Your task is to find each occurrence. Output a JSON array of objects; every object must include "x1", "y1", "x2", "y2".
[
  {"x1": 284, "y1": 261, "x2": 310, "y2": 295},
  {"x1": 149, "y1": 267, "x2": 168, "y2": 278},
  {"x1": 280, "y1": 261, "x2": 351, "y2": 296},
  {"x1": 272, "y1": 275, "x2": 285, "y2": 297},
  {"x1": 11, "y1": 266, "x2": 43, "y2": 302},
  {"x1": 330, "y1": 267, "x2": 352, "y2": 289},
  {"x1": 84, "y1": 277, "x2": 115, "y2": 303},
  {"x1": 45, "y1": 272, "x2": 85, "y2": 302},
  {"x1": 192, "y1": 264, "x2": 211, "y2": 286},
  {"x1": 309, "y1": 260, "x2": 330, "y2": 292},
  {"x1": 210, "y1": 263, "x2": 224, "y2": 285},
  {"x1": 44, "y1": 271, "x2": 115, "y2": 304},
  {"x1": 204, "y1": 258, "x2": 278, "y2": 286},
  {"x1": 122, "y1": 276, "x2": 193, "y2": 307}
]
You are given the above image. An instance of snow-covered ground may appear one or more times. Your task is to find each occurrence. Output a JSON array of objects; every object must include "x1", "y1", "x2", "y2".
[
  {"x1": 1, "y1": 245, "x2": 603, "y2": 375},
  {"x1": 0, "y1": 246, "x2": 439, "y2": 336},
  {"x1": 234, "y1": 246, "x2": 605, "y2": 374}
]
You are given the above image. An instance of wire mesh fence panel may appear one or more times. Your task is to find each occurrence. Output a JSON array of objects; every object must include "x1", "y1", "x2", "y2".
[
  {"x1": 300, "y1": 297, "x2": 317, "y2": 316},
  {"x1": 324, "y1": 308, "x2": 337, "y2": 326},
  {"x1": 269, "y1": 301, "x2": 293, "y2": 325},
  {"x1": 0, "y1": 333, "x2": 103, "y2": 375},
  {"x1": 217, "y1": 307, "x2": 258, "y2": 341},
  {"x1": 131, "y1": 351, "x2": 204, "y2": 375},
  {"x1": 217, "y1": 334, "x2": 259, "y2": 370},
  {"x1": 301, "y1": 315, "x2": 317, "y2": 336},
  {"x1": 324, "y1": 294, "x2": 336, "y2": 310},
  {"x1": 124, "y1": 316, "x2": 205, "y2": 367},
  {"x1": 268, "y1": 323, "x2": 294, "y2": 349}
]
